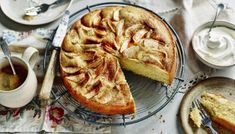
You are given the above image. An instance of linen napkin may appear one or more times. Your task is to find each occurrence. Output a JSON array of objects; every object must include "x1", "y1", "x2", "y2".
[{"x1": 1, "y1": 28, "x2": 53, "y2": 54}]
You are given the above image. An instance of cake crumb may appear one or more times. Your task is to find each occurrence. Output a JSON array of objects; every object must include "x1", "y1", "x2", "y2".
[
  {"x1": 22, "y1": 15, "x2": 34, "y2": 21},
  {"x1": 159, "y1": 115, "x2": 163, "y2": 119}
]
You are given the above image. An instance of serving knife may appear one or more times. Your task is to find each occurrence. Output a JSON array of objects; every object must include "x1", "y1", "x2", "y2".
[{"x1": 39, "y1": 10, "x2": 70, "y2": 106}]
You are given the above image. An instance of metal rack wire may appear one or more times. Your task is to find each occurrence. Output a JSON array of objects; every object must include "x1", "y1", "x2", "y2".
[{"x1": 43, "y1": 2, "x2": 185, "y2": 126}]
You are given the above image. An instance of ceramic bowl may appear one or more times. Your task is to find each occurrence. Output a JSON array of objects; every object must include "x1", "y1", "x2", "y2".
[{"x1": 192, "y1": 21, "x2": 235, "y2": 69}]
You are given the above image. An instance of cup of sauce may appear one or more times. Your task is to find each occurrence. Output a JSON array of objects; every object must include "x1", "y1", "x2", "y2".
[{"x1": 0, "y1": 47, "x2": 39, "y2": 108}]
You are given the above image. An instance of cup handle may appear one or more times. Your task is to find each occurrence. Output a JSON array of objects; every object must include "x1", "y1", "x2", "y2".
[{"x1": 22, "y1": 47, "x2": 39, "y2": 68}]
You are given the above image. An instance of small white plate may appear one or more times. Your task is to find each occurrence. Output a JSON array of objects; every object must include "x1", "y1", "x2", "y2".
[{"x1": 0, "y1": 0, "x2": 72, "y2": 25}]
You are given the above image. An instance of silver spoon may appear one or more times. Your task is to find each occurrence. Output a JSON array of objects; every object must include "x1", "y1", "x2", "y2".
[
  {"x1": 0, "y1": 38, "x2": 16, "y2": 75},
  {"x1": 207, "y1": 3, "x2": 226, "y2": 37}
]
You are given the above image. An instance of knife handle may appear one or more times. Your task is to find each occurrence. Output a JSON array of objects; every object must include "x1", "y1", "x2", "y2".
[{"x1": 39, "y1": 49, "x2": 58, "y2": 101}]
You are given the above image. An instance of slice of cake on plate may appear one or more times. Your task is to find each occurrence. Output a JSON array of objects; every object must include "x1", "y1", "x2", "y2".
[{"x1": 201, "y1": 92, "x2": 235, "y2": 133}]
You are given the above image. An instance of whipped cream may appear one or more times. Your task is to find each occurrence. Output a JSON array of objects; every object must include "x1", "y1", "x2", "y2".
[{"x1": 193, "y1": 26, "x2": 235, "y2": 67}]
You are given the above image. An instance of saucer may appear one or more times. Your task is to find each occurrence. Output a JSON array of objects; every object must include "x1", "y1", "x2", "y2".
[{"x1": 0, "y1": 0, "x2": 72, "y2": 25}]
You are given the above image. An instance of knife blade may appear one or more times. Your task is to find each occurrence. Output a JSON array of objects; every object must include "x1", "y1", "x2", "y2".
[
  {"x1": 52, "y1": 10, "x2": 70, "y2": 48},
  {"x1": 39, "y1": 10, "x2": 70, "y2": 105}
]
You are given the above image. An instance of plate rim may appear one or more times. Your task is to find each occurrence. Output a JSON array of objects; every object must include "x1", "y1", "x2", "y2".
[{"x1": 0, "y1": 0, "x2": 73, "y2": 25}]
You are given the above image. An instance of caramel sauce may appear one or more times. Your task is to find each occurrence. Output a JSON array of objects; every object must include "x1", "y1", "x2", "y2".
[{"x1": 0, "y1": 64, "x2": 27, "y2": 91}]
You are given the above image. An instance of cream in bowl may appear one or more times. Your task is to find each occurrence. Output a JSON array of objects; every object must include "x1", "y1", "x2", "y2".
[{"x1": 192, "y1": 21, "x2": 235, "y2": 69}]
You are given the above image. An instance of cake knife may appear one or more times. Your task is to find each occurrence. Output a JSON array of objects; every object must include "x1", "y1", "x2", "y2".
[{"x1": 39, "y1": 10, "x2": 70, "y2": 106}]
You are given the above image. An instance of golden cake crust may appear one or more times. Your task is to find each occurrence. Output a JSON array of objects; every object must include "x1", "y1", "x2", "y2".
[
  {"x1": 60, "y1": 6, "x2": 177, "y2": 115},
  {"x1": 62, "y1": 71, "x2": 135, "y2": 115}
]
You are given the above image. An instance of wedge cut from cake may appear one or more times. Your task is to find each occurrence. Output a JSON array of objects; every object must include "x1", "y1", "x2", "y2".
[
  {"x1": 201, "y1": 92, "x2": 235, "y2": 133},
  {"x1": 60, "y1": 6, "x2": 177, "y2": 115}
]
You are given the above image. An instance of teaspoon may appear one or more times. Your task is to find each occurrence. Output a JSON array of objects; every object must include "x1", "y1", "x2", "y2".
[
  {"x1": 0, "y1": 38, "x2": 16, "y2": 75},
  {"x1": 207, "y1": 3, "x2": 226, "y2": 37}
]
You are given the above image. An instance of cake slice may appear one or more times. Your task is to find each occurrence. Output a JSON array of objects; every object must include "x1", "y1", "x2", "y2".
[
  {"x1": 118, "y1": 6, "x2": 177, "y2": 84},
  {"x1": 201, "y1": 92, "x2": 235, "y2": 132},
  {"x1": 190, "y1": 107, "x2": 202, "y2": 128}
]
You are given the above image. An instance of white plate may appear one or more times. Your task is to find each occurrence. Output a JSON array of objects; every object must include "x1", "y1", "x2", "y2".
[{"x1": 0, "y1": 0, "x2": 72, "y2": 25}]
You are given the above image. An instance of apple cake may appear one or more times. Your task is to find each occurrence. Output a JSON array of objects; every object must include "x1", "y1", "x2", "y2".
[{"x1": 60, "y1": 6, "x2": 177, "y2": 115}]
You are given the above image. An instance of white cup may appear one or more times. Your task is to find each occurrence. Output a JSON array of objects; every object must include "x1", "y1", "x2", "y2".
[{"x1": 0, "y1": 47, "x2": 39, "y2": 108}]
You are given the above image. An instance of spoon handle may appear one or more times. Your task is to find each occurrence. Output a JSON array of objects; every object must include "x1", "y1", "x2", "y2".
[
  {"x1": 6, "y1": 56, "x2": 16, "y2": 75},
  {"x1": 0, "y1": 38, "x2": 11, "y2": 56},
  {"x1": 208, "y1": 4, "x2": 224, "y2": 34},
  {"x1": 0, "y1": 38, "x2": 16, "y2": 75}
]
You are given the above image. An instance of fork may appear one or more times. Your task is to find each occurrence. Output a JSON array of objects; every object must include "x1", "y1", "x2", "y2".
[
  {"x1": 193, "y1": 99, "x2": 218, "y2": 134},
  {"x1": 25, "y1": 0, "x2": 66, "y2": 16}
]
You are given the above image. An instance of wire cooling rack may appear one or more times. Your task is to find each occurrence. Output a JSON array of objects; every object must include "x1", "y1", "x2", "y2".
[{"x1": 43, "y1": 2, "x2": 185, "y2": 126}]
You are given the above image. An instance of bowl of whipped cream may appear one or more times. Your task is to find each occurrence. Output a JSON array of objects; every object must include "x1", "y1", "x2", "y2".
[{"x1": 192, "y1": 21, "x2": 235, "y2": 69}]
